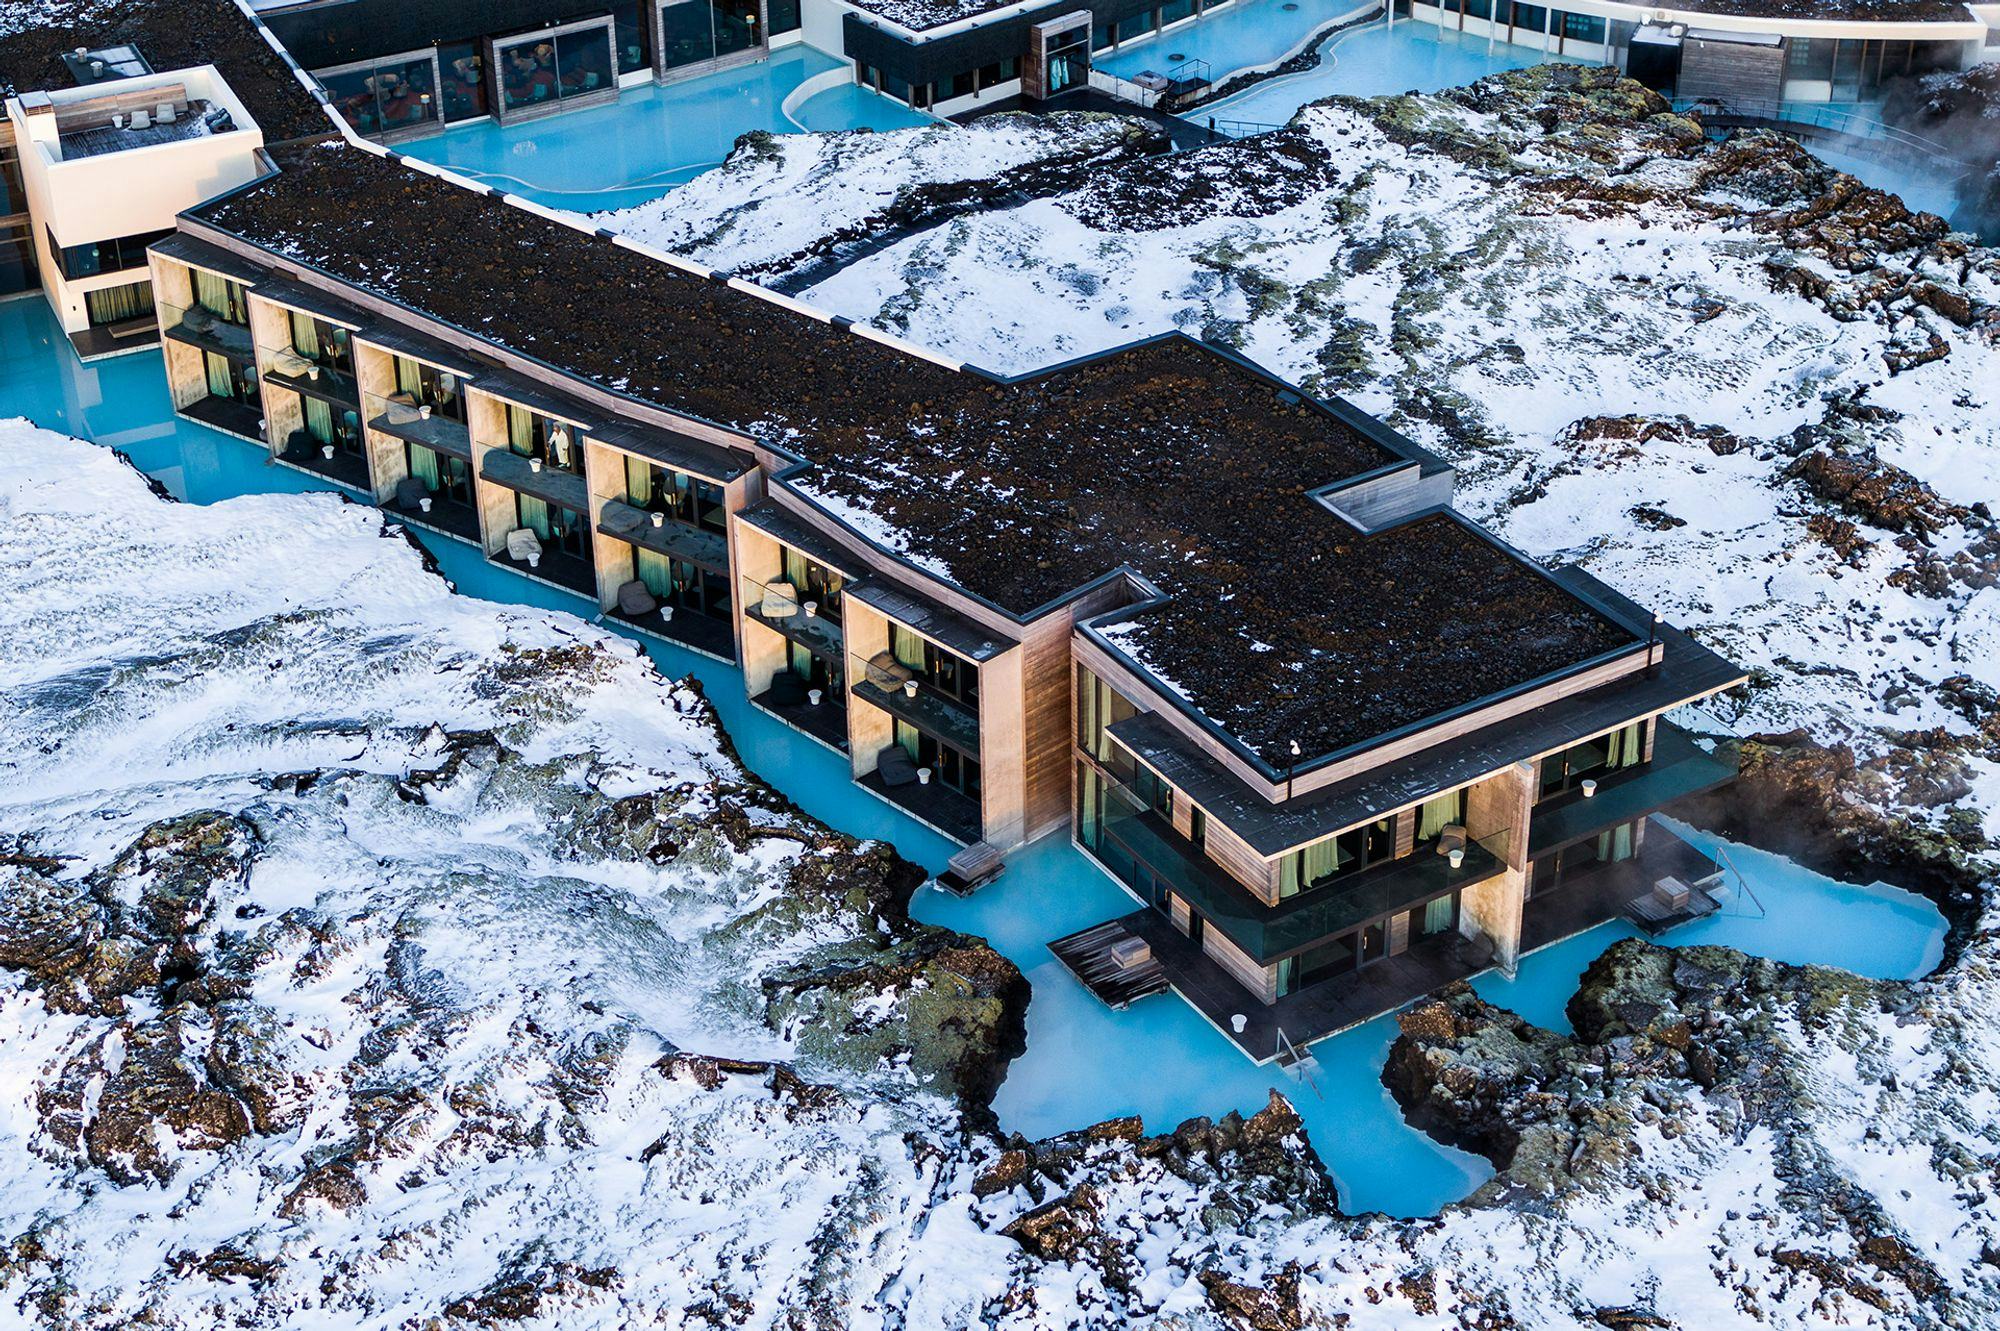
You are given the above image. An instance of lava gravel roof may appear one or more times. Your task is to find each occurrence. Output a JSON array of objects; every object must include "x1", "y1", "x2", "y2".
[{"x1": 196, "y1": 142, "x2": 1639, "y2": 765}]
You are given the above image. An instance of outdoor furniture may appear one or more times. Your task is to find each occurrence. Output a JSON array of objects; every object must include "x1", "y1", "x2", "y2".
[
  {"x1": 505, "y1": 527, "x2": 542, "y2": 564},
  {"x1": 766, "y1": 672, "x2": 808, "y2": 707},
  {"x1": 393, "y1": 476, "x2": 429, "y2": 510},
  {"x1": 383, "y1": 391, "x2": 425, "y2": 426},
  {"x1": 283, "y1": 428, "x2": 314, "y2": 458},
  {"x1": 876, "y1": 744, "x2": 919, "y2": 787},
  {"x1": 615, "y1": 579, "x2": 658, "y2": 616},
  {"x1": 1653, "y1": 877, "x2": 1691, "y2": 911},
  {"x1": 270, "y1": 349, "x2": 317, "y2": 378},
  {"x1": 1109, "y1": 937, "x2": 1153, "y2": 970},
  {"x1": 128, "y1": 108, "x2": 150, "y2": 130},
  {"x1": 1435, "y1": 824, "x2": 1468, "y2": 856},
  {"x1": 759, "y1": 580, "x2": 799, "y2": 618},
  {"x1": 938, "y1": 842, "x2": 1006, "y2": 896},
  {"x1": 155, "y1": 102, "x2": 176, "y2": 124},
  {"x1": 865, "y1": 650, "x2": 915, "y2": 691}
]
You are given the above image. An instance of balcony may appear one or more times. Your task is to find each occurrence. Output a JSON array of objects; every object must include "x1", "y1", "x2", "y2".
[
  {"x1": 365, "y1": 392, "x2": 472, "y2": 460},
  {"x1": 1523, "y1": 817, "x2": 1724, "y2": 952},
  {"x1": 478, "y1": 448, "x2": 589, "y2": 514},
  {"x1": 1095, "y1": 782, "x2": 1506, "y2": 965},
  {"x1": 1528, "y1": 723, "x2": 1737, "y2": 859},
  {"x1": 159, "y1": 302, "x2": 254, "y2": 361},
  {"x1": 848, "y1": 653, "x2": 980, "y2": 756},
  {"x1": 178, "y1": 393, "x2": 264, "y2": 442},
  {"x1": 261, "y1": 354, "x2": 359, "y2": 408},
  {"x1": 742, "y1": 575, "x2": 846, "y2": 661},
  {"x1": 858, "y1": 766, "x2": 982, "y2": 844},
  {"x1": 597, "y1": 499, "x2": 729, "y2": 573}
]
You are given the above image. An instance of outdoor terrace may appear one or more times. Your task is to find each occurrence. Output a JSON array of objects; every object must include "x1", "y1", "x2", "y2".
[
  {"x1": 0, "y1": 0, "x2": 326, "y2": 142},
  {"x1": 195, "y1": 144, "x2": 1647, "y2": 768}
]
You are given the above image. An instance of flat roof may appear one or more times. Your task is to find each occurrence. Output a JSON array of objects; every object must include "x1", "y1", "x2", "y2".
[
  {"x1": 1110, "y1": 612, "x2": 1746, "y2": 855},
  {"x1": 192, "y1": 143, "x2": 1656, "y2": 767},
  {"x1": 0, "y1": 0, "x2": 327, "y2": 143}
]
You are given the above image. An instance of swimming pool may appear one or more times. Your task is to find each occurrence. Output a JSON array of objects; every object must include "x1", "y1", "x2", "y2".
[
  {"x1": 0, "y1": 297, "x2": 1948, "y2": 1217},
  {"x1": 397, "y1": 46, "x2": 935, "y2": 212}
]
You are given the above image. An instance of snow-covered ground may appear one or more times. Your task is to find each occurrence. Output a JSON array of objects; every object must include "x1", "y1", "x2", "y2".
[{"x1": 633, "y1": 70, "x2": 2000, "y2": 836}]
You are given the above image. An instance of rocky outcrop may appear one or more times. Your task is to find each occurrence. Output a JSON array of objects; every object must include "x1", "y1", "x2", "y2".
[{"x1": 1386, "y1": 941, "x2": 1961, "y2": 1319}]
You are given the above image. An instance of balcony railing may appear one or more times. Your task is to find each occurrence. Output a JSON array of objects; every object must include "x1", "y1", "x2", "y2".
[
  {"x1": 159, "y1": 301, "x2": 254, "y2": 361},
  {"x1": 741, "y1": 574, "x2": 846, "y2": 661},
  {"x1": 1528, "y1": 722, "x2": 1737, "y2": 859},
  {"x1": 597, "y1": 499, "x2": 729, "y2": 572},
  {"x1": 258, "y1": 348, "x2": 359, "y2": 405},
  {"x1": 849, "y1": 652, "x2": 980, "y2": 756},
  {"x1": 364, "y1": 391, "x2": 472, "y2": 460},
  {"x1": 478, "y1": 448, "x2": 590, "y2": 513},
  {"x1": 1095, "y1": 781, "x2": 1508, "y2": 964}
]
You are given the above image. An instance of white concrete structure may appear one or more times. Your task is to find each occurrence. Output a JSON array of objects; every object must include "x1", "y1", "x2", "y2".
[{"x1": 6, "y1": 65, "x2": 264, "y2": 356}]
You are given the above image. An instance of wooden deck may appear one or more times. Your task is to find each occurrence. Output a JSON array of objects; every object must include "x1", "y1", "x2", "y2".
[{"x1": 1049, "y1": 920, "x2": 1169, "y2": 1009}]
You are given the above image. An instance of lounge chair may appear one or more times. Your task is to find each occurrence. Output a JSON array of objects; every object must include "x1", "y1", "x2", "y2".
[
  {"x1": 615, "y1": 580, "x2": 658, "y2": 617},
  {"x1": 128, "y1": 108, "x2": 151, "y2": 130},
  {"x1": 156, "y1": 102, "x2": 177, "y2": 124},
  {"x1": 1435, "y1": 824, "x2": 1468, "y2": 856},
  {"x1": 759, "y1": 580, "x2": 799, "y2": 618},
  {"x1": 393, "y1": 476, "x2": 429, "y2": 510},
  {"x1": 765, "y1": 672, "x2": 808, "y2": 707},
  {"x1": 876, "y1": 744, "x2": 920, "y2": 788},
  {"x1": 504, "y1": 527, "x2": 542, "y2": 567},
  {"x1": 865, "y1": 650, "x2": 915, "y2": 691}
]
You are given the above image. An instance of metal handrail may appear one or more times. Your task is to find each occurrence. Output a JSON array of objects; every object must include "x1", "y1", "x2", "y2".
[
  {"x1": 1275, "y1": 1025, "x2": 1322, "y2": 1093},
  {"x1": 1710, "y1": 841, "x2": 1767, "y2": 920},
  {"x1": 1676, "y1": 96, "x2": 1972, "y2": 173}
]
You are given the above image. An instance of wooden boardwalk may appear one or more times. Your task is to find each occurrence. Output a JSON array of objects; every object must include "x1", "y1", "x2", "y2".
[{"x1": 1049, "y1": 920, "x2": 1168, "y2": 1009}]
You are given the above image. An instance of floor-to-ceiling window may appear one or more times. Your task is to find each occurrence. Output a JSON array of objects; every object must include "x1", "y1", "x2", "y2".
[
  {"x1": 1278, "y1": 817, "x2": 1394, "y2": 899},
  {"x1": 514, "y1": 492, "x2": 590, "y2": 560},
  {"x1": 317, "y1": 50, "x2": 442, "y2": 139},
  {"x1": 507, "y1": 404, "x2": 581, "y2": 473},
  {"x1": 405, "y1": 443, "x2": 472, "y2": 507},
  {"x1": 439, "y1": 41, "x2": 489, "y2": 122},
  {"x1": 202, "y1": 350, "x2": 258, "y2": 404},
  {"x1": 659, "y1": 0, "x2": 767, "y2": 75},
  {"x1": 625, "y1": 456, "x2": 725, "y2": 532},
  {"x1": 392, "y1": 356, "x2": 466, "y2": 423},
  {"x1": 496, "y1": 20, "x2": 617, "y2": 120},
  {"x1": 1538, "y1": 720, "x2": 1647, "y2": 799},
  {"x1": 84, "y1": 280, "x2": 153, "y2": 327}
]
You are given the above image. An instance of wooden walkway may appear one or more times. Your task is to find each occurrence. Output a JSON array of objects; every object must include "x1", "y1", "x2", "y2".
[{"x1": 1049, "y1": 920, "x2": 1169, "y2": 1009}]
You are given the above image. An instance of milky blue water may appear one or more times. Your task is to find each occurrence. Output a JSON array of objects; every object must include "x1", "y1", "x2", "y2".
[
  {"x1": 1097, "y1": 0, "x2": 1375, "y2": 85},
  {"x1": 398, "y1": 46, "x2": 934, "y2": 212},
  {"x1": 0, "y1": 295, "x2": 1949, "y2": 1217},
  {"x1": 1196, "y1": 16, "x2": 1551, "y2": 127}
]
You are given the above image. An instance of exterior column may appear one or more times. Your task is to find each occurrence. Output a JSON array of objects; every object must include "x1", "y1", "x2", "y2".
[{"x1": 1458, "y1": 760, "x2": 1533, "y2": 976}]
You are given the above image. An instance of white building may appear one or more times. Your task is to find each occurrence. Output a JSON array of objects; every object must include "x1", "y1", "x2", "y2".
[{"x1": 5, "y1": 62, "x2": 264, "y2": 359}]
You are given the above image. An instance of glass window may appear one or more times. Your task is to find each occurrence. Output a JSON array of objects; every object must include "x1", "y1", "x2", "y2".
[
  {"x1": 498, "y1": 25, "x2": 614, "y2": 112},
  {"x1": 1092, "y1": 21, "x2": 1118, "y2": 50},
  {"x1": 781, "y1": 547, "x2": 845, "y2": 622},
  {"x1": 768, "y1": 0, "x2": 802, "y2": 36},
  {"x1": 319, "y1": 53, "x2": 439, "y2": 137},
  {"x1": 439, "y1": 41, "x2": 488, "y2": 121},
  {"x1": 1280, "y1": 818, "x2": 1394, "y2": 897},
  {"x1": 84, "y1": 279, "x2": 153, "y2": 327},
  {"x1": 1539, "y1": 720, "x2": 1647, "y2": 798},
  {"x1": 1414, "y1": 788, "x2": 1465, "y2": 844},
  {"x1": 612, "y1": 0, "x2": 654, "y2": 72},
  {"x1": 392, "y1": 357, "x2": 466, "y2": 422},
  {"x1": 663, "y1": 0, "x2": 720, "y2": 70},
  {"x1": 1076, "y1": 666, "x2": 1137, "y2": 766},
  {"x1": 288, "y1": 312, "x2": 355, "y2": 380},
  {"x1": 0, "y1": 138, "x2": 24, "y2": 216},
  {"x1": 516, "y1": 495, "x2": 590, "y2": 559},
  {"x1": 407, "y1": 445, "x2": 472, "y2": 504},
  {"x1": 193, "y1": 269, "x2": 249, "y2": 324},
  {"x1": 50, "y1": 226, "x2": 172, "y2": 281},
  {"x1": 508, "y1": 405, "x2": 581, "y2": 472},
  {"x1": 0, "y1": 222, "x2": 32, "y2": 297},
  {"x1": 711, "y1": 0, "x2": 761, "y2": 58},
  {"x1": 623, "y1": 455, "x2": 724, "y2": 530},
  {"x1": 950, "y1": 69, "x2": 977, "y2": 98},
  {"x1": 1510, "y1": 2, "x2": 1547, "y2": 29},
  {"x1": 1560, "y1": 11, "x2": 1603, "y2": 42},
  {"x1": 1161, "y1": 0, "x2": 1195, "y2": 24}
]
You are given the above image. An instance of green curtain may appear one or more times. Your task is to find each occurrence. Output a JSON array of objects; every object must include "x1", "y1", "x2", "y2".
[
  {"x1": 290, "y1": 312, "x2": 320, "y2": 359},
  {"x1": 896, "y1": 719, "x2": 921, "y2": 763},
  {"x1": 1078, "y1": 668, "x2": 1101, "y2": 755},
  {"x1": 85, "y1": 281, "x2": 152, "y2": 326},
  {"x1": 508, "y1": 404, "x2": 535, "y2": 456},
  {"x1": 1281, "y1": 838, "x2": 1342, "y2": 898},
  {"x1": 194, "y1": 270, "x2": 240, "y2": 321},
  {"x1": 1604, "y1": 722, "x2": 1643, "y2": 770},
  {"x1": 204, "y1": 351, "x2": 233, "y2": 400},
  {"x1": 408, "y1": 444, "x2": 441, "y2": 490},
  {"x1": 302, "y1": 396, "x2": 334, "y2": 445},
  {"x1": 518, "y1": 493, "x2": 552, "y2": 539},
  {"x1": 396, "y1": 356, "x2": 423, "y2": 396},
  {"x1": 626, "y1": 457, "x2": 653, "y2": 505},
  {"x1": 783, "y1": 548, "x2": 808, "y2": 588},
  {"x1": 636, "y1": 548, "x2": 675, "y2": 598},
  {"x1": 1417, "y1": 789, "x2": 1463, "y2": 840},
  {"x1": 891, "y1": 624, "x2": 925, "y2": 671},
  {"x1": 1423, "y1": 895, "x2": 1454, "y2": 935},
  {"x1": 1597, "y1": 821, "x2": 1635, "y2": 863}
]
